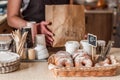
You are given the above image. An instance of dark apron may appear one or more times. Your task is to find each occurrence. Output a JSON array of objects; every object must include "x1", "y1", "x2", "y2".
[{"x1": 22, "y1": 0, "x2": 69, "y2": 23}]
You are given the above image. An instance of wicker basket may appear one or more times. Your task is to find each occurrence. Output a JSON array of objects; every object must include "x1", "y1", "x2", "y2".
[
  {"x1": 0, "y1": 62, "x2": 20, "y2": 74},
  {"x1": 0, "y1": 57, "x2": 20, "y2": 74},
  {"x1": 48, "y1": 54, "x2": 119, "y2": 77}
]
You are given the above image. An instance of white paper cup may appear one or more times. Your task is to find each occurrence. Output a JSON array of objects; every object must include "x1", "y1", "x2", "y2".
[
  {"x1": 80, "y1": 40, "x2": 92, "y2": 55},
  {"x1": 34, "y1": 44, "x2": 46, "y2": 52},
  {"x1": 80, "y1": 40, "x2": 106, "y2": 55},
  {"x1": 37, "y1": 48, "x2": 49, "y2": 59},
  {"x1": 97, "y1": 40, "x2": 106, "y2": 47},
  {"x1": 65, "y1": 41, "x2": 80, "y2": 55},
  {"x1": 35, "y1": 34, "x2": 46, "y2": 46},
  {"x1": 96, "y1": 40, "x2": 106, "y2": 54}
]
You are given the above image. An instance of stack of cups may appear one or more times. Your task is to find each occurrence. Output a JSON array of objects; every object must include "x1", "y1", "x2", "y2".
[
  {"x1": 35, "y1": 34, "x2": 49, "y2": 60},
  {"x1": 65, "y1": 41, "x2": 80, "y2": 55}
]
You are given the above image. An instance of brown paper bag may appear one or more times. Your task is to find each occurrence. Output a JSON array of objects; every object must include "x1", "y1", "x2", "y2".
[{"x1": 45, "y1": 5, "x2": 85, "y2": 47}]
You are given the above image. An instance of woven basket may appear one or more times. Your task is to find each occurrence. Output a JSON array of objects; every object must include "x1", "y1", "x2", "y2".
[
  {"x1": 0, "y1": 62, "x2": 20, "y2": 74},
  {"x1": 0, "y1": 58, "x2": 20, "y2": 74},
  {"x1": 52, "y1": 66, "x2": 118, "y2": 77},
  {"x1": 48, "y1": 54, "x2": 119, "y2": 77},
  {"x1": 0, "y1": 51, "x2": 21, "y2": 73}
]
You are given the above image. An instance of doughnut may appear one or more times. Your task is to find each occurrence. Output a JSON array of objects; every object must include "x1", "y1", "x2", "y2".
[
  {"x1": 73, "y1": 50, "x2": 93, "y2": 67},
  {"x1": 95, "y1": 55, "x2": 118, "y2": 67},
  {"x1": 54, "y1": 51, "x2": 73, "y2": 67},
  {"x1": 95, "y1": 58, "x2": 110, "y2": 67},
  {"x1": 109, "y1": 55, "x2": 117, "y2": 65},
  {"x1": 56, "y1": 51, "x2": 71, "y2": 57},
  {"x1": 75, "y1": 56, "x2": 93, "y2": 67},
  {"x1": 48, "y1": 63, "x2": 57, "y2": 70},
  {"x1": 72, "y1": 49, "x2": 88, "y2": 59}
]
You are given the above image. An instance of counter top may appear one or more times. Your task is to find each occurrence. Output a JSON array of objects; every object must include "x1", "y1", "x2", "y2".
[{"x1": 0, "y1": 48, "x2": 120, "y2": 80}]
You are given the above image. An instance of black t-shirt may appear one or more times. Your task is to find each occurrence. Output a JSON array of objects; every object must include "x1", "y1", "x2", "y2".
[{"x1": 22, "y1": 0, "x2": 69, "y2": 23}]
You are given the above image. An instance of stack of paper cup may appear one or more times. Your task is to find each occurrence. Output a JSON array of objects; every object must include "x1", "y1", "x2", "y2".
[
  {"x1": 35, "y1": 34, "x2": 46, "y2": 46},
  {"x1": 34, "y1": 45, "x2": 49, "y2": 59},
  {"x1": 35, "y1": 34, "x2": 49, "y2": 60},
  {"x1": 65, "y1": 41, "x2": 80, "y2": 55}
]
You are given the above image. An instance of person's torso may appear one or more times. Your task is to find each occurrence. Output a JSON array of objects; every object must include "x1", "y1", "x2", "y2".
[{"x1": 22, "y1": 0, "x2": 69, "y2": 23}]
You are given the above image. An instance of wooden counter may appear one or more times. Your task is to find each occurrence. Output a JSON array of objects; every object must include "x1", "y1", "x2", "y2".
[{"x1": 0, "y1": 48, "x2": 120, "y2": 80}]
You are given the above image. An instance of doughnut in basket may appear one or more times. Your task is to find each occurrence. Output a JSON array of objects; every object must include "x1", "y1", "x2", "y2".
[
  {"x1": 72, "y1": 50, "x2": 93, "y2": 67},
  {"x1": 48, "y1": 51, "x2": 73, "y2": 67},
  {"x1": 95, "y1": 55, "x2": 119, "y2": 67},
  {"x1": 48, "y1": 50, "x2": 120, "y2": 77}
]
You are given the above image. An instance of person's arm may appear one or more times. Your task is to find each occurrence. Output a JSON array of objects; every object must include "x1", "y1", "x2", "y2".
[
  {"x1": 7, "y1": 0, "x2": 53, "y2": 46},
  {"x1": 7, "y1": 0, "x2": 27, "y2": 28}
]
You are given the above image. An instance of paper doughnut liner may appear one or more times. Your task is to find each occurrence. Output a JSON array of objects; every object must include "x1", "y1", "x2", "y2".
[{"x1": 48, "y1": 54, "x2": 120, "y2": 77}]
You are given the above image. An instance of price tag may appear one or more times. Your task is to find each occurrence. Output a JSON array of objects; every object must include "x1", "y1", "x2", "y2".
[
  {"x1": 88, "y1": 33, "x2": 97, "y2": 62},
  {"x1": 88, "y1": 33, "x2": 97, "y2": 47}
]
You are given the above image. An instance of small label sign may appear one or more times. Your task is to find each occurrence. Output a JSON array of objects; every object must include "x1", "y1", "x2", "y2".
[{"x1": 88, "y1": 33, "x2": 97, "y2": 47}]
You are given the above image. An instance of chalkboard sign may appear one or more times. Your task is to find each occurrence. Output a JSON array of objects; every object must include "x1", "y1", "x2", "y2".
[{"x1": 88, "y1": 33, "x2": 97, "y2": 47}]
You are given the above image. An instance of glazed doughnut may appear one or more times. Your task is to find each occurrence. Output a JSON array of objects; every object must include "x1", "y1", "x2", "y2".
[
  {"x1": 56, "y1": 51, "x2": 71, "y2": 57},
  {"x1": 72, "y1": 49, "x2": 89, "y2": 59},
  {"x1": 95, "y1": 58, "x2": 110, "y2": 67},
  {"x1": 95, "y1": 55, "x2": 118, "y2": 67},
  {"x1": 54, "y1": 51, "x2": 73, "y2": 67},
  {"x1": 75, "y1": 56, "x2": 93, "y2": 67},
  {"x1": 109, "y1": 55, "x2": 117, "y2": 65},
  {"x1": 73, "y1": 50, "x2": 93, "y2": 67}
]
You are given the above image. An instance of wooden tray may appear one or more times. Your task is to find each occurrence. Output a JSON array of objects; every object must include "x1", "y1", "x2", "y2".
[{"x1": 0, "y1": 62, "x2": 20, "y2": 74}]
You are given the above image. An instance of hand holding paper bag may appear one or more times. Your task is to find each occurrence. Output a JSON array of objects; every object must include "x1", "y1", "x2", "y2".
[{"x1": 45, "y1": 5, "x2": 85, "y2": 47}]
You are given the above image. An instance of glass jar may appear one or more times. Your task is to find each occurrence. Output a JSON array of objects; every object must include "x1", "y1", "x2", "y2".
[{"x1": 0, "y1": 34, "x2": 12, "y2": 51}]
